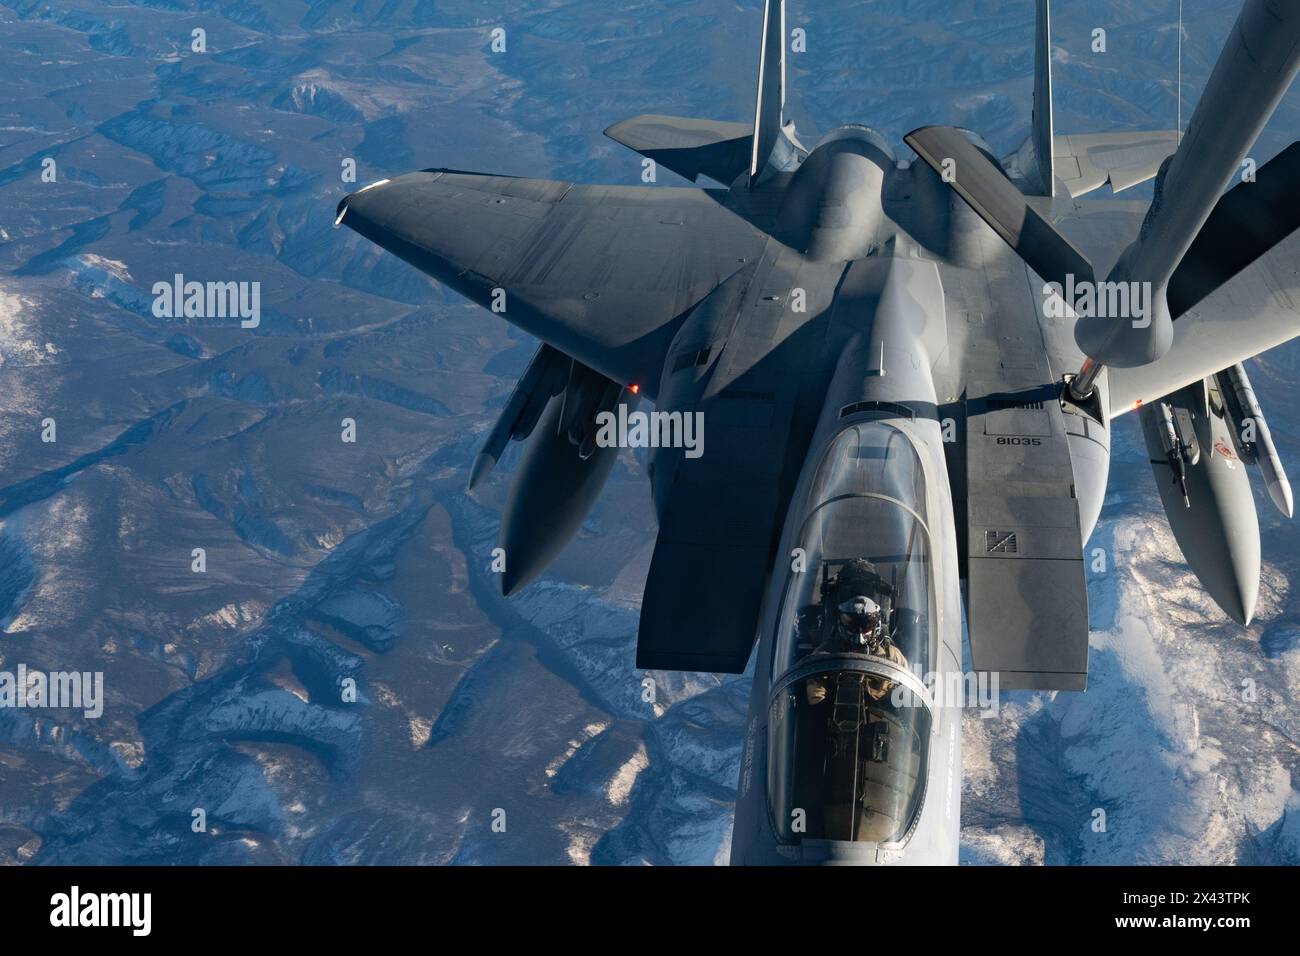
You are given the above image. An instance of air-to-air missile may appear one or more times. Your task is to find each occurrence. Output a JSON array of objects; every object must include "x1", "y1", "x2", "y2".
[
  {"x1": 469, "y1": 347, "x2": 633, "y2": 596},
  {"x1": 1216, "y1": 362, "x2": 1294, "y2": 517}
]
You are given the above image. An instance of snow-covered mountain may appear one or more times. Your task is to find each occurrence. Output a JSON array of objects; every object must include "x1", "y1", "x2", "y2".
[{"x1": 0, "y1": 0, "x2": 1297, "y2": 864}]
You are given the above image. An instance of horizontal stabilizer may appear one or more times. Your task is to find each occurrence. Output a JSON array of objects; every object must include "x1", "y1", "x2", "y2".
[
  {"x1": 905, "y1": 125, "x2": 1095, "y2": 288},
  {"x1": 1053, "y1": 131, "x2": 1180, "y2": 197},
  {"x1": 604, "y1": 114, "x2": 753, "y2": 184}
]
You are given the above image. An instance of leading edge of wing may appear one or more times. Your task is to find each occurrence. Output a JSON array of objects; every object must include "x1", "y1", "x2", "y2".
[{"x1": 336, "y1": 170, "x2": 768, "y2": 398}]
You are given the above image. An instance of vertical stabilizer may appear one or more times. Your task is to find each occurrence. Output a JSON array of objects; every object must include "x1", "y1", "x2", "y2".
[
  {"x1": 1030, "y1": 0, "x2": 1055, "y2": 196},
  {"x1": 749, "y1": 0, "x2": 786, "y2": 185}
]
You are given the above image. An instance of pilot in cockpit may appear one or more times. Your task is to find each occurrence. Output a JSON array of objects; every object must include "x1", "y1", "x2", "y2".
[
  {"x1": 805, "y1": 559, "x2": 909, "y2": 705},
  {"x1": 824, "y1": 595, "x2": 889, "y2": 652}
]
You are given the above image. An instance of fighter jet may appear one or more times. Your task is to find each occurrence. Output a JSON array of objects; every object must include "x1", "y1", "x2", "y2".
[{"x1": 335, "y1": 0, "x2": 1300, "y2": 864}]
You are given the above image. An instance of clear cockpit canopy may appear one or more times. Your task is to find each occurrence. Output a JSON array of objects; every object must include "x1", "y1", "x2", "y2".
[
  {"x1": 767, "y1": 421, "x2": 936, "y2": 846},
  {"x1": 771, "y1": 421, "x2": 934, "y2": 684},
  {"x1": 767, "y1": 667, "x2": 932, "y2": 845}
]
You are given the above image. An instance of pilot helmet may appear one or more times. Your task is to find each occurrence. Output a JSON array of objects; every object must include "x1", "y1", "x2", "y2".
[{"x1": 837, "y1": 595, "x2": 883, "y2": 647}]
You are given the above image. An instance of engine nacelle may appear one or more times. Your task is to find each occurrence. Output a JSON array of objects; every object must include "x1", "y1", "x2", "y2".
[{"x1": 774, "y1": 126, "x2": 893, "y2": 262}]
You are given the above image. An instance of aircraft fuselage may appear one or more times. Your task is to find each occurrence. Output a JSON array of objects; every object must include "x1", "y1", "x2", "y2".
[{"x1": 643, "y1": 124, "x2": 1112, "y2": 864}]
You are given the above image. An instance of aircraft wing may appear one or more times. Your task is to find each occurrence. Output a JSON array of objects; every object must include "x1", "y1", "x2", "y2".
[
  {"x1": 336, "y1": 171, "x2": 769, "y2": 398},
  {"x1": 1054, "y1": 131, "x2": 1180, "y2": 197}
]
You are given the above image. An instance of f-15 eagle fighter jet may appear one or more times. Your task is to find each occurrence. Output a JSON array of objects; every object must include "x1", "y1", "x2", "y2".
[{"x1": 337, "y1": 0, "x2": 1300, "y2": 864}]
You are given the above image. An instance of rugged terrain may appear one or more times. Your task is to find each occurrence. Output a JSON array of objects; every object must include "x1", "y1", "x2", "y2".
[{"x1": 0, "y1": 0, "x2": 1297, "y2": 864}]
